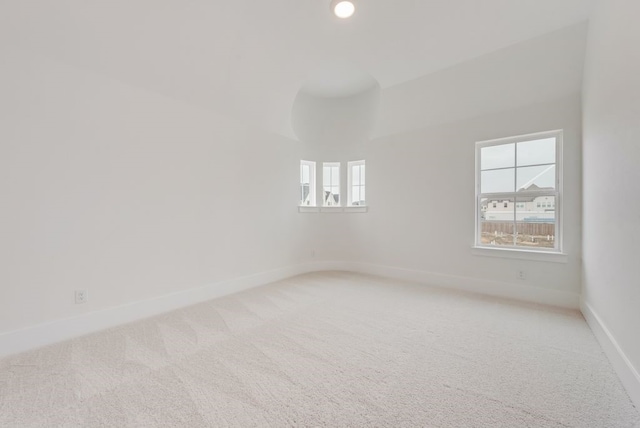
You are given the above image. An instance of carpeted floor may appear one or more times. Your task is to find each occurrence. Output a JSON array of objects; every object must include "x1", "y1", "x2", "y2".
[{"x1": 1, "y1": 272, "x2": 638, "y2": 427}]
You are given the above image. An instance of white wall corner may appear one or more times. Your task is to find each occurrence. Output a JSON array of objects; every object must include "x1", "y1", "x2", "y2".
[
  {"x1": 581, "y1": 299, "x2": 640, "y2": 409},
  {"x1": 0, "y1": 261, "x2": 580, "y2": 359},
  {"x1": 0, "y1": 264, "x2": 313, "y2": 358},
  {"x1": 296, "y1": 261, "x2": 579, "y2": 309}
]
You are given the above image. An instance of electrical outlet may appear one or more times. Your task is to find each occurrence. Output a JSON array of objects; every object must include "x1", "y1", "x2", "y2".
[
  {"x1": 75, "y1": 290, "x2": 88, "y2": 304},
  {"x1": 517, "y1": 270, "x2": 526, "y2": 280}
]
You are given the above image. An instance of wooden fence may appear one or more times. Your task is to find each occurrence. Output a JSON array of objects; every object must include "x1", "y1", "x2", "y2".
[{"x1": 482, "y1": 221, "x2": 555, "y2": 237}]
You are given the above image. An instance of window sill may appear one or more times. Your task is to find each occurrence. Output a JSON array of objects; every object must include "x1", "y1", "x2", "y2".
[
  {"x1": 345, "y1": 206, "x2": 368, "y2": 213},
  {"x1": 471, "y1": 246, "x2": 568, "y2": 263},
  {"x1": 298, "y1": 206, "x2": 368, "y2": 213}
]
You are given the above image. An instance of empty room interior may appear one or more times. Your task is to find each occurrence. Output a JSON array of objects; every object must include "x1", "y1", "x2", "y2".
[{"x1": 1, "y1": 0, "x2": 639, "y2": 426}]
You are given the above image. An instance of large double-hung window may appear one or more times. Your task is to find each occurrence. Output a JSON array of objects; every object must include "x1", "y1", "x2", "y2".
[{"x1": 475, "y1": 130, "x2": 562, "y2": 252}]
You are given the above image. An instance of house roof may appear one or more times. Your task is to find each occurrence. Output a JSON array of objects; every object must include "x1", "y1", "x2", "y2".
[
  {"x1": 483, "y1": 186, "x2": 555, "y2": 203},
  {"x1": 324, "y1": 191, "x2": 339, "y2": 205}
]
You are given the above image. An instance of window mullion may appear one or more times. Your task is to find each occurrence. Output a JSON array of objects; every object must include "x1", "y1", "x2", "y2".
[{"x1": 513, "y1": 147, "x2": 517, "y2": 245}]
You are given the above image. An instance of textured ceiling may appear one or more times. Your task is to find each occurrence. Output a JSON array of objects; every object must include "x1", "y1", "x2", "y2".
[{"x1": 0, "y1": 0, "x2": 593, "y2": 138}]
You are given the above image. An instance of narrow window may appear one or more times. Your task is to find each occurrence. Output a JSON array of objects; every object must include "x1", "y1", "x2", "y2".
[
  {"x1": 323, "y1": 162, "x2": 341, "y2": 206},
  {"x1": 300, "y1": 160, "x2": 316, "y2": 206},
  {"x1": 348, "y1": 160, "x2": 366, "y2": 206}
]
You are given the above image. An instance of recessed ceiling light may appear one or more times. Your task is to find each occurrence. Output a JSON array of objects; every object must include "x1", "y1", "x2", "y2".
[{"x1": 331, "y1": 0, "x2": 355, "y2": 19}]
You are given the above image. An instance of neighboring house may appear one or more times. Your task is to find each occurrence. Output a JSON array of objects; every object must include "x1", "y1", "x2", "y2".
[
  {"x1": 482, "y1": 185, "x2": 555, "y2": 222},
  {"x1": 299, "y1": 186, "x2": 341, "y2": 207},
  {"x1": 300, "y1": 184, "x2": 311, "y2": 206},
  {"x1": 323, "y1": 190, "x2": 339, "y2": 206}
]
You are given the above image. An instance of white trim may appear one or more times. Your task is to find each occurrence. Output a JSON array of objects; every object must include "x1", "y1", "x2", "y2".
[
  {"x1": 319, "y1": 207, "x2": 343, "y2": 213},
  {"x1": 332, "y1": 261, "x2": 579, "y2": 309},
  {"x1": 581, "y1": 300, "x2": 640, "y2": 409},
  {"x1": 471, "y1": 246, "x2": 568, "y2": 263},
  {"x1": 345, "y1": 206, "x2": 368, "y2": 213},
  {"x1": 298, "y1": 206, "x2": 320, "y2": 213},
  {"x1": 0, "y1": 264, "x2": 313, "y2": 358},
  {"x1": 311, "y1": 261, "x2": 576, "y2": 308},
  {"x1": 298, "y1": 206, "x2": 368, "y2": 214},
  {"x1": 476, "y1": 129, "x2": 564, "y2": 148},
  {"x1": 0, "y1": 261, "x2": 579, "y2": 358}
]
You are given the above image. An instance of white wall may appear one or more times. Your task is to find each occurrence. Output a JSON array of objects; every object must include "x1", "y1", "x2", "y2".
[
  {"x1": 374, "y1": 24, "x2": 587, "y2": 138},
  {"x1": 291, "y1": 76, "x2": 381, "y2": 264},
  {"x1": 350, "y1": 95, "x2": 582, "y2": 299},
  {"x1": 0, "y1": 21, "x2": 589, "y2": 349},
  {"x1": 342, "y1": 24, "x2": 586, "y2": 304},
  {"x1": 0, "y1": 45, "x2": 303, "y2": 335},
  {"x1": 582, "y1": 0, "x2": 640, "y2": 405}
]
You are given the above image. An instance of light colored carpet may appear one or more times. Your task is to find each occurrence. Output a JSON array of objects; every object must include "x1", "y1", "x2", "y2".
[{"x1": 1, "y1": 272, "x2": 638, "y2": 427}]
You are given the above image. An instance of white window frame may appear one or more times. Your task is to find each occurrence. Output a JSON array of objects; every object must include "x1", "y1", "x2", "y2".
[
  {"x1": 474, "y1": 130, "x2": 563, "y2": 255},
  {"x1": 347, "y1": 160, "x2": 366, "y2": 207},
  {"x1": 300, "y1": 160, "x2": 316, "y2": 207},
  {"x1": 322, "y1": 162, "x2": 341, "y2": 207}
]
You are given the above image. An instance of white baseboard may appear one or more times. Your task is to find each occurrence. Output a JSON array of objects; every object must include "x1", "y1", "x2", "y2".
[
  {"x1": 0, "y1": 264, "x2": 318, "y2": 358},
  {"x1": 325, "y1": 261, "x2": 580, "y2": 309},
  {"x1": 581, "y1": 300, "x2": 640, "y2": 409},
  {"x1": 0, "y1": 260, "x2": 579, "y2": 358}
]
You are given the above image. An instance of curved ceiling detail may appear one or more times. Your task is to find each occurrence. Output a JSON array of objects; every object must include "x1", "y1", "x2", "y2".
[
  {"x1": 0, "y1": 1, "x2": 593, "y2": 141},
  {"x1": 299, "y1": 65, "x2": 379, "y2": 98},
  {"x1": 292, "y1": 66, "x2": 381, "y2": 145}
]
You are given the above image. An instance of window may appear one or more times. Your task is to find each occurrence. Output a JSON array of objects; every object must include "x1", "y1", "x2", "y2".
[
  {"x1": 503, "y1": 201, "x2": 508, "y2": 208},
  {"x1": 299, "y1": 159, "x2": 368, "y2": 212},
  {"x1": 300, "y1": 160, "x2": 316, "y2": 206},
  {"x1": 348, "y1": 160, "x2": 366, "y2": 206},
  {"x1": 476, "y1": 130, "x2": 561, "y2": 252},
  {"x1": 323, "y1": 162, "x2": 340, "y2": 206}
]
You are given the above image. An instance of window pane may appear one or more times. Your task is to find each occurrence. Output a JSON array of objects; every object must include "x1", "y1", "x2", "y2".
[
  {"x1": 360, "y1": 187, "x2": 366, "y2": 205},
  {"x1": 323, "y1": 165, "x2": 340, "y2": 206},
  {"x1": 353, "y1": 166, "x2": 361, "y2": 186},
  {"x1": 515, "y1": 196, "x2": 556, "y2": 249},
  {"x1": 481, "y1": 168, "x2": 515, "y2": 193},
  {"x1": 323, "y1": 167, "x2": 332, "y2": 186},
  {"x1": 325, "y1": 186, "x2": 340, "y2": 205},
  {"x1": 480, "y1": 198, "x2": 515, "y2": 247},
  {"x1": 516, "y1": 165, "x2": 556, "y2": 191},
  {"x1": 300, "y1": 161, "x2": 316, "y2": 206},
  {"x1": 349, "y1": 163, "x2": 365, "y2": 206},
  {"x1": 517, "y1": 138, "x2": 556, "y2": 167},
  {"x1": 481, "y1": 143, "x2": 515, "y2": 170},
  {"x1": 352, "y1": 187, "x2": 360, "y2": 205}
]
